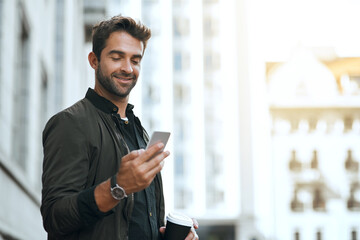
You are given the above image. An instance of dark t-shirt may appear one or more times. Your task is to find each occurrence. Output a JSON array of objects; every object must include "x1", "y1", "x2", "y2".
[{"x1": 116, "y1": 112, "x2": 159, "y2": 240}]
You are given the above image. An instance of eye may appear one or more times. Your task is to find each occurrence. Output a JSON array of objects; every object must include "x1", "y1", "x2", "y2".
[
  {"x1": 132, "y1": 59, "x2": 140, "y2": 65},
  {"x1": 111, "y1": 57, "x2": 121, "y2": 61}
]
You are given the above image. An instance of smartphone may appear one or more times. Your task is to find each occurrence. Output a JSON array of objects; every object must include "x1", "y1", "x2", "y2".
[{"x1": 146, "y1": 131, "x2": 171, "y2": 151}]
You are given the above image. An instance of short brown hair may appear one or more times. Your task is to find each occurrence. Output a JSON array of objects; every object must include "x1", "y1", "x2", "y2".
[{"x1": 92, "y1": 15, "x2": 151, "y2": 60}]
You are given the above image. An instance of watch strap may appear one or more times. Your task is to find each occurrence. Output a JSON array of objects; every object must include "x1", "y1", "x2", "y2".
[{"x1": 111, "y1": 174, "x2": 117, "y2": 188}]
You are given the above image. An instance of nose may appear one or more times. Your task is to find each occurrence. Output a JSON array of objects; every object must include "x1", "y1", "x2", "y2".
[{"x1": 120, "y1": 59, "x2": 133, "y2": 73}]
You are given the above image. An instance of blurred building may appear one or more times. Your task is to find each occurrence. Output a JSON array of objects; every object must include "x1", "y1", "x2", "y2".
[
  {"x1": 267, "y1": 48, "x2": 360, "y2": 240},
  {"x1": 170, "y1": 0, "x2": 244, "y2": 239},
  {"x1": 0, "y1": 0, "x2": 86, "y2": 239}
]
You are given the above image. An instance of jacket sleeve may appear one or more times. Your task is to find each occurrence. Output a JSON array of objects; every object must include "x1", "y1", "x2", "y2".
[{"x1": 41, "y1": 111, "x2": 110, "y2": 236}]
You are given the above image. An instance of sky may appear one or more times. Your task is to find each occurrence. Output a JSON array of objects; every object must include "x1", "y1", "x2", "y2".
[{"x1": 247, "y1": 0, "x2": 360, "y2": 61}]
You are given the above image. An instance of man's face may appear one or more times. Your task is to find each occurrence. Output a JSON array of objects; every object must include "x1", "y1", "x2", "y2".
[{"x1": 96, "y1": 31, "x2": 144, "y2": 99}]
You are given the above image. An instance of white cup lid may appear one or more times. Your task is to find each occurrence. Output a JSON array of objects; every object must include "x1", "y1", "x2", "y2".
[{"x1": 166, "y1": 212, "x2": 193, "y2": 227}]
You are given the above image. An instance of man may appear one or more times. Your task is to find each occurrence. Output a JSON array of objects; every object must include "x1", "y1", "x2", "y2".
[{"x1": 41, "y1": 16, "x2": 199, "y2": 240}]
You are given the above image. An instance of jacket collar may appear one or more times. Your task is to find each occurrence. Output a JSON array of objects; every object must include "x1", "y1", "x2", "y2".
[{"x1": 85, "y1": 88, "x2": 134, "y2": 114}]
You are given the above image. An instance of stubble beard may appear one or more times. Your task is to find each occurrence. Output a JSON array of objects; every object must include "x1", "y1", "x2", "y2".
[{"x1": 96, "y1": 65, "x2": 137, "y2": 99}]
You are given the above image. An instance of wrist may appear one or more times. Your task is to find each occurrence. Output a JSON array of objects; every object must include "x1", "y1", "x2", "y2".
[{"x1": 110, "y1": 174, "x2": 127, "y2": 200}]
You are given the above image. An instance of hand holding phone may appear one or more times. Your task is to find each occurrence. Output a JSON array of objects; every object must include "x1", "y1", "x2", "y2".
[{"x1": 146, "y1": 131, "x2": 171, "y2": 152}]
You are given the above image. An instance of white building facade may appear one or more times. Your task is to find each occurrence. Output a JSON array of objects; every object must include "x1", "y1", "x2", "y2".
[
  {"x1": 0, "y1": 0, "x2": 86, "y2": 239},
  {"x1": 268, "y1": 50, "x2": 360, "y2": 240}
]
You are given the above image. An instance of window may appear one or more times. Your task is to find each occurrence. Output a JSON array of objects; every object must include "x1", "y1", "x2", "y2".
[
  {"x1": 175, "y1": 188, "x2": 192, "y2": 209},
  {"x1": 174, "y1": 119, "x2": 185, "y2": 176},
  {"x1": 203, "y1": 17, "x2": 219, "y2": 37},
  {"x1": 290, "y1": 118, "x2": 299, "y2": 132},
  {"x1": 209, "y1": 152, "x2": 222, "y2": 175},
  {"x1": 352, "y1": 229, "x2": 357, "y2": 240},
  {"x1": 174, "y1": 119, "x2": 185, "y2": 143},
  {"x1": 84, "y1": 24, "x2": 93, "y2": 42},
  {"x1": 291, "y1": 189, "x2": 304, "y2": 212},
  {"x1": 294, "y1": 231, "x2": 300, "y2": 240},
  {"x1": 289, "y1": 150, "x2": 302, "y2": 172},
  {"x1": 173, "y1": 83, "x2": 190, "y2": 104},
  {"x1": 173, "y1": 51, "x2": 190, "y2": 72},
  {"x1": 207, "y1": 185, "x2": 224, "y2": 207},
  {"x1": 144, "y1": 83, "x2": 160, "y2": 104},
  {"x1": 173, "y1": 17, "x2": 190, "y2": 37},
  {"x1": 344, "y1": 116, "x2": 353, "y2": 132},
  {"x1": 12, "y1": 6, "x2": 30, "y2": 170},
  {"x1": 308, "y1": 118, "x2": 317, "y2": 132},
  {"x1": 204, "y1": 77, "x2": 214, "y2": 91},
  {"x1": 83, "y1": 0, "x2": 106, "y2": 41},
  {"x1": 313, "y1": 188, "x2": 326, "y2": 211},
  {"x1": 204, "y1": 51, "x2": 220, "y2": 71},
  {"x1": 345, "y1": 149, "x2": 359, "y2": 173},
  {"x1": 174, "y1": 152, "x2": 184, "y2": 176},
  {"x1": 347, "y1": 183, "x2": 360, "y2": 211},
  {"x1": 316, "y1": 230, "x2": 322, "y2": 240},
  {"x1": 311, "y1": 150, "x2": 318, "y2": 169},
  {"x1": 174, "y1": 52, "x2": 182, "y2": 71}
]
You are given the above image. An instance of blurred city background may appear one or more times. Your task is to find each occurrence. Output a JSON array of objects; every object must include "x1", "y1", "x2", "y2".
[{"x1": 1, "y1": 0, "x2": 360, "y2": 239}]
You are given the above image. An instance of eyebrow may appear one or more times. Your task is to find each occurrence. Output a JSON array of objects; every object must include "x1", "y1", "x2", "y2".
[{"x1": 108, "y1": 50, "x2": 143, "y2": 59}]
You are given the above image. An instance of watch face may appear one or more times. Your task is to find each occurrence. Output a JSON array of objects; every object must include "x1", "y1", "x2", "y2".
[
  {"x1": 113, "y1": 188, "x2": 124, "y2": 198},
  {"x1": 111, "y1": 186, "x2": 126, "y2": 200}
]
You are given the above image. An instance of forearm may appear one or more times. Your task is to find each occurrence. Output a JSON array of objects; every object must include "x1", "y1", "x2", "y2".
[{"x1": 94, "y1": 178, "x2": 121, "y2": 212}]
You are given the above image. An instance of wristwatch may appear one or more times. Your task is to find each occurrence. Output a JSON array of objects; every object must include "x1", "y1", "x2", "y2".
[{"x1": 110, "y1": 175, "x2": 127, "y2": 200}]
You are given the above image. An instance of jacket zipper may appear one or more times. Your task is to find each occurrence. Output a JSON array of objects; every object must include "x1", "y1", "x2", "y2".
[{"x1": 112, "y1": 115, "x2": 135, "y2": 234}]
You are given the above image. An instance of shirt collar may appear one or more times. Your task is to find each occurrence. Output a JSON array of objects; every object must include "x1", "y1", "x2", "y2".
[{"x1": 85, "y1": 88, "x2": 134, "y2": 114}]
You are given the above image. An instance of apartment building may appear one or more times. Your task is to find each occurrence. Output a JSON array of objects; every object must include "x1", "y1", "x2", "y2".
[{"x1": 268, "y1": 48, "x2": 360, "y2": 240}]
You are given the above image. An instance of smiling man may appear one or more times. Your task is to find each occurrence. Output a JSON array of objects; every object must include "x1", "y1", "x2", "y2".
[{"x1": 40, "y1": 16, "x2": 198, "y2": 240}]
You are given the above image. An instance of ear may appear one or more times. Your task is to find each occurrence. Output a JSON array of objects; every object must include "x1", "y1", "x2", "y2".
[{"x1": 88, "y1": 52, "x2": 99, "y2": 70}]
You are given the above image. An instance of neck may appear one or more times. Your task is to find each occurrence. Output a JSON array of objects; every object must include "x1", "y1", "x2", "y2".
[{"x1": 94, "y1": 85, "x2": 129, "y2": 118}]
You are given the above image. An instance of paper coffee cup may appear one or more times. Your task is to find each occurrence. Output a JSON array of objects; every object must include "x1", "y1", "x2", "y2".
[{"x1": 164, "y1": 212, "x2": 193, "y2": 240}]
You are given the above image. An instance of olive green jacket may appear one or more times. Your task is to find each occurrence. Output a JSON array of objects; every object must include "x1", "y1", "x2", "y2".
[{"x1": 41, "y1": 89, "x2": 165, "y2": 240}]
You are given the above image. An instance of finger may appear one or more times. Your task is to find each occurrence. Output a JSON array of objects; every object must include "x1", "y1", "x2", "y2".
[
  {"x1": 184, "y1": 230, "x2": 195, "y2": 240},
  {"x1": 191, "y1": 227, "x2": 199, "y2": 240},
  {"x1": 137, "y1": 142, "x2": 165, "y2": 163},
  {"x1": 143, "y1": 150, "x2": 170, "y2": 175},
  {"x1": 121, "y1": 149, "x2": 144, "y2": 163},
  {"x1": 192, "y1": 218, "x2": 199, "y2": 229},
  {"x1": 142, "y1": 152, "x2": 169, "y2": 181}
]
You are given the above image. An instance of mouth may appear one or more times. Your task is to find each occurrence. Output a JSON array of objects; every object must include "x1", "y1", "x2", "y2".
[{"x1": 113, "y1": 74, "x2": 134, "y2": 82}]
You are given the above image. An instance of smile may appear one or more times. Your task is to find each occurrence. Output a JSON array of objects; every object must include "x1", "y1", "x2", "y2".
[{"x1": 113, "y1": 75, "x2": 134, "y2": 82}]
